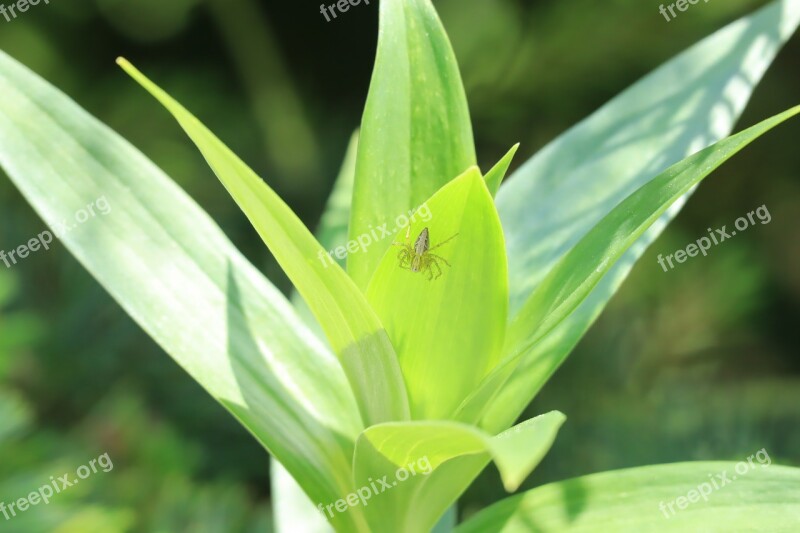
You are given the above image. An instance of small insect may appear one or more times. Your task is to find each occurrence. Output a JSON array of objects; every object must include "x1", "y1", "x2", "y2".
[{"x1": 393, "y1": 227, "x2": 459, "y2": 280}]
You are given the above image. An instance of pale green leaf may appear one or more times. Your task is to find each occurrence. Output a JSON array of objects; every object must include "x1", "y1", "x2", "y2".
[
  {"x1": 485, "y1": 0, "x2": 800, "y2": 433},
  {"x1": 456, "y1": 105, "x2": 800, "y2": 426},
  {"x1": 0, "y1": 50, "x2": 367, "y2": 532},
  {"x1": 455, "y1": 462, "x2": 800, "y2": 532},
  {"x1": 118, "y1": 59, "x2": 410, "y2": 427},
  {"x1": 348, "y1": 0, "x2": 476, "y2": 288},
  {"x1": 366, "y1": 168, "x2": 507, "y2": 420}
]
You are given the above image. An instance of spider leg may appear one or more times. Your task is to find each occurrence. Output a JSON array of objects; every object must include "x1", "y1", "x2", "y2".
[
  {"x1": 427, "y1": 253, "x2": 451, "y2": 267},
  {"x1": 396, "y1": 246, "x2": 413, "y2": 268},
  {"x1": 427, "y1": 232, "x2": 459, "y2": 252},
  {"x1": 393, "y1": 226, "x2": 413, "y2": 247},
  {"x1": 425, "y1": 263, "x2": 435, "y2": 280},
  {"x1": 428, "y1": 257, "x2": 443, "y2": 280}
]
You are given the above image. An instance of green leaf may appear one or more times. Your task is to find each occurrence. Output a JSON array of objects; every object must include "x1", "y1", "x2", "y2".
[
  {"x1": 485, "y1": 0, "x2": 800, "y2": 433},
  {"x1": 118, "y1": 59, "x2": 410, "y2": 427},
  {"x1": 484, "y1": 144, "x2": 519, "y2": 198},
  {"x1": 456, "y1": 105, "x2": 800, "y2": 426},
  {"x1": 353, "y1": 412, "x2": 565, "y2": 532},
  {"x1": 348, "y1": 0, "x2": 476, "y2": 288},
  {"x1": 366, "y1": 168, "x2": 507, "y2": 420},
  {"x1": 454, "y1": 462, "x2": 800, "y2": 532},
  {"x1": 0, "y1": 50, "x2": 368, "y2": 532}
]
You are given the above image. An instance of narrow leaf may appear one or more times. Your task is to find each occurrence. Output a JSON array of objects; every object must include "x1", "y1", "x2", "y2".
[
  {"x1": 118, "y1": 58, "x2": 410, "y2": 426},
  {"x1": 484, "y1": 144, "x2": 519, "y2": 198},
  {"x1": 486, "y1": 0, "x2": 800, "y2": 434},
  {"x1": 457, "y1": 105, "x2": 800, "y2": 425},
  {"x1": 348, "y1": 0, "x2": 477, "y2": 288},
  {"x1": 0, "y1": 50, "x2": 367, "y2": 532}
]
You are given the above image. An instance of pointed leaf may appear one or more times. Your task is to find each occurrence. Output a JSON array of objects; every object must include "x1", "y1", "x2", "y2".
[
  {"x1": 0, "y1": 50, "x2": 368, "y2": 532},
  {"x1": 457, "y1": 105, "x2": 800, "y2": 425},
  {"x1": 486, "y1": 0, "x2": 800, "y2": 432},
  {"x1": 484, "y1": 144, "x2": 519, "y2": 198},
  {"x1": 118, "y1": 59, "x2": 410, "y2": 426},
  {"x1": 348, "y1": 0, "x2": 476, "y2": 288},
  {"x1": 366, "y1": 168, "x2": 507, "y2": 419}
]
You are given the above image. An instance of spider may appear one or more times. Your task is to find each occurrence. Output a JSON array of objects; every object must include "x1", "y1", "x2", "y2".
[{"x1": 393, "y1": 226, "x2": 459, "y2": 280}]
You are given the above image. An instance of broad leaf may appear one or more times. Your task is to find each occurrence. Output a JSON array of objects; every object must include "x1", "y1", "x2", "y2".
[
  {"x1": 0, "y1": 50, "x2": 367, "y2": 532},
  {"x1": 455, "y1": 462, "x2": 800, "y2": 532},
  {"x1": 348, "y1": 0, "x2": 476, "y2": 288},
  {"x1": 119, "y1": 59, "x2": 410, "y2": 427},
  {"x1": 353, "y1": 412, "x2": 565, "y2": 532},
  {"x1": 456, "y1": 105, "x2": 800, "y2": 425},
  {"x1": 485, "y1": 0, "x2": 800, "y2": 433},
  {"x1": 366, "y1": 168, "x2": 507, "y2": 420}
]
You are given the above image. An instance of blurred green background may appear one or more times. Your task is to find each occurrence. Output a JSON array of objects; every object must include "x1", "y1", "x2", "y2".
[{"x1": 1, "y1": 0, "x2": 798, "y2": 530}]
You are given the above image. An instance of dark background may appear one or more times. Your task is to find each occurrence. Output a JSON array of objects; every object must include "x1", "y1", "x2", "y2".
[{"x1": 0, "y1": 0, "x2": 798, "y2": 529}]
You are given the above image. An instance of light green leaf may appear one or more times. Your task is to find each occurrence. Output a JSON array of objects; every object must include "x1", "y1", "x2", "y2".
[
  {"x1": 0, "y1": 50, "x2": 368, "y2": 532},
  {"x1": 353, "y1": 412, "x2": 565, "y2": 532},
  {"x1": 484, "y1": 144, "x2": 519, "y2": 198},
  {"x1": 118, "y1": 59, "x2": 410, "y2": 427},
  {"x1": 457, "y1": 105, "x2": 800, "y2": 426},
  {"x1": 366, "y1": 168, "x2": 507, "y2": 420},
  {"x1": 485, "y1": 0, "x2": 800, "y2": 433},
  {"x1": 348, "y1": 0, "x2": 476, "y2": 288},
  {"x1": 455, "y1": 462, "x2": 800, "y2": 532}
]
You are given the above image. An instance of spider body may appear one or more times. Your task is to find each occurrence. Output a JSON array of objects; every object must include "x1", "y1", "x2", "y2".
[{"x1": 393, "y1": 227, "x2": 458, "y2": 280}]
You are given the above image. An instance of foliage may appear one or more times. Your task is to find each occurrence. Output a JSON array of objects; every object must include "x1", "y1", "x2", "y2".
[{"x1": 1, "y1": 0, "x2": 799, "y2": 531}]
